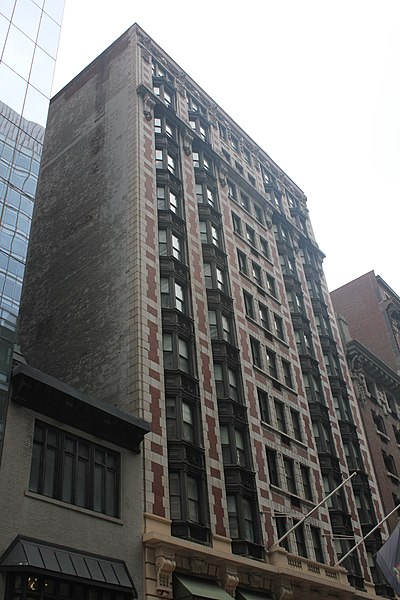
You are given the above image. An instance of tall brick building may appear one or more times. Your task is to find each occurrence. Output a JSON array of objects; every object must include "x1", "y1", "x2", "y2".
[{"x1": 9, "y1": 24, "x2": 394, "y2": 600}]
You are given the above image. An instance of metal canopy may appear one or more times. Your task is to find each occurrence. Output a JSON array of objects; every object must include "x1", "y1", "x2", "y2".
[
  {"x1": 11, "y1": 362, "x2": 150, "y2": 452},
  {"x1": 0, "y1": 536, "x2": 136, "y2": 595}
]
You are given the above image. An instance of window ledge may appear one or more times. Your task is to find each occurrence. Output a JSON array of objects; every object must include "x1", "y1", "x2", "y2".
[
  {"x1": 386, "y1": 471, "x2": 400, "y2": 483},
  {"x1": 24, "y1": 491, "x2": 123, "y2": 525},
  {"x1": 260, "y1": 421, "x2": 306, "y2": 448},
  {"x1": 376, "y1": 428, "x2": 390, "y2": 442}
]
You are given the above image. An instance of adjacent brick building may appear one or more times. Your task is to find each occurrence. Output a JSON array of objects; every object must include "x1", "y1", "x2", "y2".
[
  {"x1": 9, "y1": 23, "x2": 394, "y2": 600},
  {"x1": 332, "y1": 273, "x2": 400, "y2": 543}
]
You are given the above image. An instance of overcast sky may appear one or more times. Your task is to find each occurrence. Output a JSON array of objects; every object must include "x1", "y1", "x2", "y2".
[{"x1": 52, "y1": 0, "x2": 400, "y2": 294}]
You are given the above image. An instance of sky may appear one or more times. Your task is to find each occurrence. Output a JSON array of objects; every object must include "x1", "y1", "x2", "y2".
[{"x1": 52, "y1": 0, "x2": 400, "y2": 294}]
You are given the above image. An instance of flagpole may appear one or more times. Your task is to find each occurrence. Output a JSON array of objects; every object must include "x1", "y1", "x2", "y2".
[
  {"x1": 269, "y1": 471, "x2": 357, "y2": 550},
  {"x1": 334, "y1": 503, "x2": 400, "y2": 566}
]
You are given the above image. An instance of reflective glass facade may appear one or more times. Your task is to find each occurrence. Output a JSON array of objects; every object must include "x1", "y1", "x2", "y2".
[{"x1": 0, "y1": 0, "x2": 64, "y2": 452}]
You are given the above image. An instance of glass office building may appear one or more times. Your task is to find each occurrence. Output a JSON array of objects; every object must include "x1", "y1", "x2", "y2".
[{"x1": 0, "y1": 0, "x2": 65, "y2": 451}]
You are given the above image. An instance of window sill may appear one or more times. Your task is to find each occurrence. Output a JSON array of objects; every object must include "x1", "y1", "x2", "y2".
[
  {"x1": 376, "y1": 428, "x2": 390, "y2": 442},
  {"x1": 24, "y1": 491, "x2": 123, "y2": 525},
  {"x1": 260, "y1": 420, "x2": 306, "y2": 449}
]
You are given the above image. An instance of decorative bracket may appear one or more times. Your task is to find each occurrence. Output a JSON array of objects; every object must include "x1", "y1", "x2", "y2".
[
  {"x1": 155, "y1": 548, "x2": 176, "y2": 598},
  {"x1": 182, "y1": 129, "x2": 194, "y2": 156},
  {"x1": 220, "y1": 566, "x2": 239, "y2": 598},
  {"x1": 219, "y1": 164, "x2": 228, "y2": 187}
]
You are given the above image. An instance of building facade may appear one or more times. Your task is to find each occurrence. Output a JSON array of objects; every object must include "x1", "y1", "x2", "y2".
[
  {"x1": 15, "y1": 24, "x2": 392, "y2": 600},
  {"x1": 331, "y1": 272, "x2": 400, "y2": 375},
  {"x1": 333, "y1": 274, "x2": 400, "y2": 539},
  {"x1": 0, "y1": 0, "x2": 65, "y2": 455}
]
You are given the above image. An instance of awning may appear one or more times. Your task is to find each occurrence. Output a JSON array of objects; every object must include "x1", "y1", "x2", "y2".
[
  {"x1": 237, "y1": 589, "x2": 274, "y2": 600},
  {"x1": 11, "y1": 363, "x2": 150, "y2": 452},
  {"x1": 0, "y1": 536, "x2": 136, "y2": 595},
  {"x1": 174, "y1": 574, "x2": 233, "y2": 600}
]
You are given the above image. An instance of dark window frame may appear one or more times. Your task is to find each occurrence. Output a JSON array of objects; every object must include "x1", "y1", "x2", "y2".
[{"x1": 29, "y1": 421, "x2": 119, "y2": 518}]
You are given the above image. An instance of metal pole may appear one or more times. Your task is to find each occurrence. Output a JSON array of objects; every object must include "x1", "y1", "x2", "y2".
[
  {"x1": 334, "y1": 503, "x2": 400, "y2": 567},
  {"x1": 269, "y1": 471, "x2": 357, "y2": 549}
]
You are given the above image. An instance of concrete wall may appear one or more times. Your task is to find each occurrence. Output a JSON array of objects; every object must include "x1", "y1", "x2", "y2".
[
  {"x1": 0, "y1": 400, "x2": 145, "y2": 597},
  {"x1": 19, "y1": 29, "x2": 137, "y2": 410}
]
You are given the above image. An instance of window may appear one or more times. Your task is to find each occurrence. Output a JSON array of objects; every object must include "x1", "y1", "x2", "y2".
[
  {"x1": 301, "y1": 465, "x2": 313, "y2": 501},
  {"x1": 169, "y1": 472, "x2": 203, "y2": 524},
  {"x1": 275, "y1": 515, "x2": 289, "y2": 551},
  {"x1": 267, "y1": 349, "x2": 278, "y2": 379},
  {"x1": 153, "y1": 83, "x2": 174, "y2": 108},
  {"x1": 382, "y1": 451, "x2": 397, "y2": 476},
  {"x1": 189, "y1": 117, "x2": 208, "y2": 141},
  {"x1": 266, "y1": 274, "x2": 277, "y2": 298},
  {"x1": 208, "y1": 309, "x2": 233, "y2": 343},
  {"x1": 248, "y1": 173, "x2": 256, "y2": 187},
  {"x1": 227, "y1": 180, "x2": 236, "y2": 200},
  {"x1": 163, "y1": 333, "x2": 191, "y2": 373},
  {"x1": 250, "y1": 337, "x2": 263, "y2": 368},
  {"x1": 154, "y1": 116, "x2": 175, "y2": 138},
  {"x1": 232, "y1": 212, "x2": 242, "y2": 235},
  {"x1": 295, "y1": 329, "x2": 314, "y2": 356},
  {"x1": 291, "y1": 409, "x2": 302, "y2": 441},
  {"x1": 160, "y1": 277, "x2": 186, "y2": 312},
  {"x1": 282, "y1": 360, "x2": 293, "y2": 388},
  {"x1": 203, "y1": 262, "x2": 227, "y2": 292},
  {"x1": 243, "y1": 290, "x2": 255, "y2": 320},
  {"x1": 261, "y1": 166, "x2": 271, "y2": 189},
  {"x1": 196, "y1": 182, "x2": 216, "y2": 207},
  {"x1": 266, "y1": 448, "x2": 279, "y2": 486},
  {"x1": 29, "y1": 421, "x2": 119, "y2": 517},
  {"x1": 274, "y1": 399, "x2": 287, "y2": 432},
  {"x1": 313, "y1": 421, "x2": 334, "y2": 454},
  {"x1": 227, "y1": 496, "x2": 256, "y2": 543},
  {"x1": 187, "y1": 476, "x2": 200, "y2": 521},
  {"x1": 166, "y1": 397, "x2": 196, "y2": 443},
  {"x1": 152, "y1": 59, "x2": 172, "y2": 80},
  {"x1": 254, "y1": 204, "x2": 263, "y2": 223},
  {"x1": 230, "y1": 133, "x2": 240, "y2": 152},
  {"x1": 237, "y1": 250, "x2": 247, "y2": 275},
  {"x1": 274, "y1": 314, "x2": 284, "y2": 339},
  {"x1": 155, "y1": 148, "x2": 177, "y2": 176},
  {"x1": 221, "y1": 425, "x2": 247, "y2": 467},
  {"x1": 258, "y1": 389, "x2": 270, "y2": 423},
  {"x1": 311, "y1": 527, "x2": 324, "y2": 563},
  {"x1": 192, "y1": 150, "x2": 211, "y2": 171},
  {"x1": 293, "y1": 521, "x2": 307, "y2": 557},
  {"x1": 303, "y1": 373, "x2": 324, "y2": 404},
  {"x1": 241, "y1": 193, "x2": 250, "y2": 211},
  {"x1": 227, "y1": 495, "x2": 239, "y2": 538},
  {"x1": 259, "y1": 303, "x2": 270, "y2": 330},
  {"x1": 157, "y1": 185, "x2": 180, "y2": 214},
  {"x1": 246, "y1": 225, "x2": 256, "y2": 246},
  {"x1": 235, "y1": 161, "x2": 243, "y2": 175},
  {"x1": 213, "y1": 363, "x2": 240, "y2": 401},
  {"x1": 260, "y1": 237, "x2": 269, "y2": 258},
  {"x1": 283, "y1": 457, "x2": 297, "y2": 494},
  {"x1": 372, "y1": 411, "x2": 386, "y2": 435},
  {"x1": 199, "y1": 220, "x2": 221, "y2": 248},
  {"x1": 252, "y1": 262, "x2": 263, "y2": 286},
  {"x1": 243, "y1": 147, "x2": 252, "y2": 165},
  {"x1": 218, "y1": 121, "x2": 227, "y2": 141},
  {"x1": 187, "y1": 95, "x2": 206, "y2": 115},
  {"x1": 158, "y1": 228, "x2": 184, "y2": 262}
]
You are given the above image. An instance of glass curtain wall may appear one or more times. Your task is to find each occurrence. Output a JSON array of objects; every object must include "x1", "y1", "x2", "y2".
[{"x1": 0, "y1": 0, "x2": 65, "y2": 455}]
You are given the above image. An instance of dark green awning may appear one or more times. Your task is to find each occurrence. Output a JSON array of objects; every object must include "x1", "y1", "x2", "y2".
[
  {"x1": 0, "y1": 536, "x2": 136, "y2": 595},
  {"x1": 174, "y1": 574, "x2": 233, "y2": 600}
]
